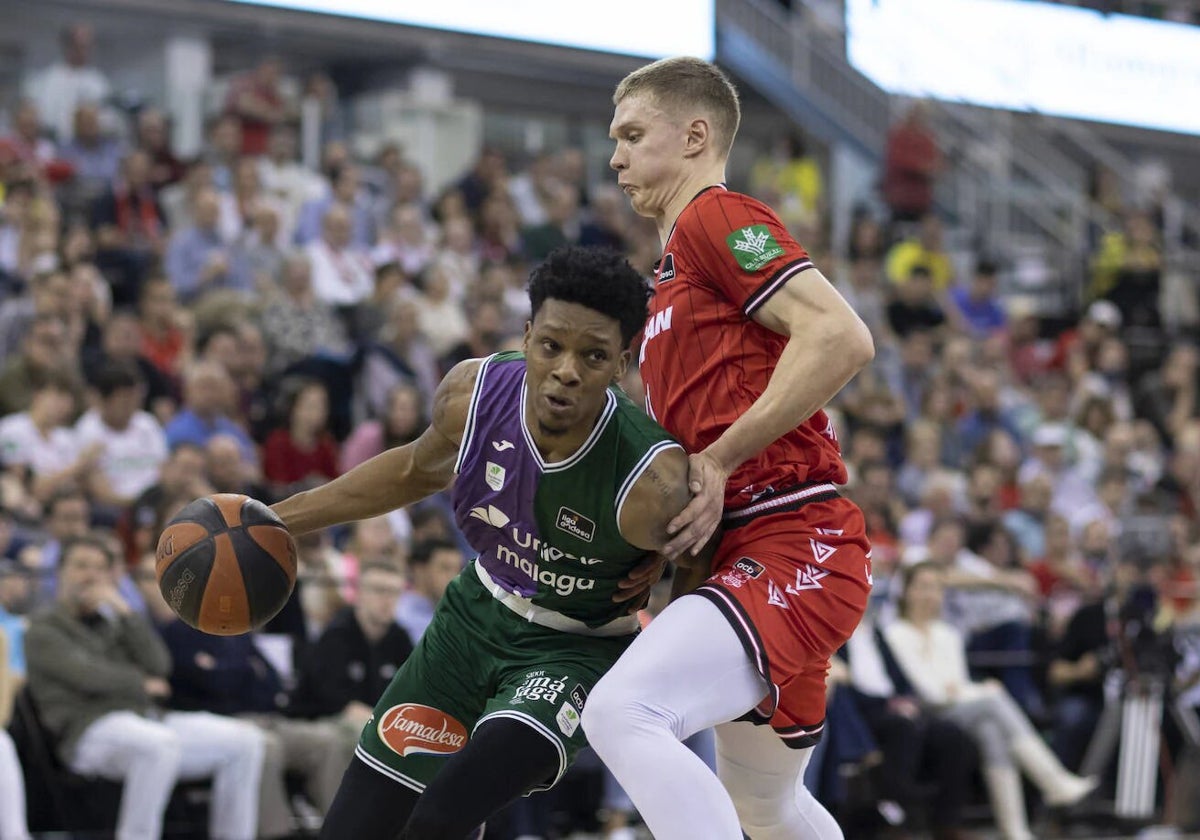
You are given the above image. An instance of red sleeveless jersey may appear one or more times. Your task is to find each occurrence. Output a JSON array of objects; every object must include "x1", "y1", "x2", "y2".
[{"x1": 637, "y1": 186, "x2": 848, "y2": 508}]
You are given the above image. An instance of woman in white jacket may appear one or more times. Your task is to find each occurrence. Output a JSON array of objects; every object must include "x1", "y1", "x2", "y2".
[{"x1": 884, "y1": 561, "x2": 1096, "y2": 840}]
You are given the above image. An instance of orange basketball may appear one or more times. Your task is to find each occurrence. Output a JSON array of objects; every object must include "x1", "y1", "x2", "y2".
[{"x1": 155, "y1": 493, "x2": 297, "y2": 636}]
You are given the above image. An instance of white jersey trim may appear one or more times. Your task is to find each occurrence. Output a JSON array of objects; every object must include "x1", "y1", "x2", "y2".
[
  {"x1": 613, "y1": 440, "x2": 685, "y2": 526},
  {"x1": 354, "y1": 745, "x2": 427, "y2": 793},
  {"x1": 518, "y1": 379, "x2": 616, "y2": 473},
  {"x1": 453, "y1": 354, "x2": 497, "y2": 475},
  {"x1": 474, "y1": 562, "x2": 639, "y2": 637}
]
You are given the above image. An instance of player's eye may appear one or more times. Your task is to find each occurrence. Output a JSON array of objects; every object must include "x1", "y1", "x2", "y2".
[
  {"x1": 541, "y1": 339, "x2": 559, "y2": 353},
  {"x1": 627, "y1": 134, "x2": 640, "y2": 144},
  {"x1": 588, "y1": 350, "x2": 608, "y2": 363}
]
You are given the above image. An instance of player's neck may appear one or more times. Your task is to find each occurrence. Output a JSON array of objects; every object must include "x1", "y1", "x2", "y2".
[{"x1": 657, "y1": 165, "x2": 727, "y2": 246}]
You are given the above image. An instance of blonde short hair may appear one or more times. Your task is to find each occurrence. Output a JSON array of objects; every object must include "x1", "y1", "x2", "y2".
[{"x1": 614, "y1": 57, "x2": 741, "y2": 155}]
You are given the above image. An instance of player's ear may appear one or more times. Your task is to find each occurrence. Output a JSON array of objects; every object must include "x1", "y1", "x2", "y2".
[
  {"x1": 614, "y1": 349, "x2": 631, "y2": 383},
  {"x1": 683, "y1": 117, "x2": 710, "y2": 159},
  {"x1": 522, "y1": 321, "x2": 532, "y2": 354}
]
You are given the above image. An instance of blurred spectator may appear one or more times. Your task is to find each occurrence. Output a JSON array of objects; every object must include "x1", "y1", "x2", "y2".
[
  {"x1": 223, "y1": 57, "x2": 294, "y2": 156},
  {"x1": 74, "y1": 360, "x2": 168, "y2": 510},
  {"x1": 359, "y1": 296, "x2": 440, "y2": 418},
  {"x1": 949, "y1": 259, "x2": 1006, "y2": 339},
  {"x1": 262, "y1": 378, "x2": 339, "y2": 498},
  {"x1": 205, "y1": 434, "x2": 268, "y2": 500},
  {"x1": 578, "y1": 184, "x2": 630, "y2": 253},
  {"x1": 508, "y1": 152, "x2": 556, "y2": 227},
  {"x1": 1047, "y1": 554, "x2": 1144, "y2": 772},
  {"x1": 372, "y1": 202, "x2": 435, "y2": 276},
  {"x1": 749, "y1": 132, "x2": 823, "y2": 236},
  {"x1": 886, "y1": 562, "x2": 1095, "y2": 840},
  {"x1": 305, "y1": 205, "x2": 373, "y2": 308},
  {"x1": 836, "y1": 253, "x2": 888, "y2": 340},
  {"x1": 290, "y1": 560, "x2": 413, "y2": 728},
  {"x1": 478, "y1": 190, "x2": 523, "y2": 264},
  {"x1": 164, "y1": 361, "x2": 256, "y2": 463},
  {"x1": 414, "y1": 262, "x2": 469, "y2": 358},
  {"x1": 92, "y1": 149, "x2": 166, "y2": 306},
  {"x1": 456, "y1": 146, "x2": 507, "y2": 216},
  {"x1": 1028, "y1": 513, "x2": 1095, "y2": 641},
  {"x1": 125, "y1": 442, "x2": 210, "y2": 561},
  {"x1": 350, "y1": 261, "x2": 405, "y2": 342},
  {"x1": 83, "y1": 310, "x2": 175, "y2": 421},
  {"x1": 0, "y1": 556, "x2": 32, "y2": 674},
  {"x1": 137, "y1": 275, "x2": 191, "y2": 382},
  {"x1": 294, "y1": 164, "x2": 374, "y2": 248},
  {"x1": 135, "y1": 107, "x2": 185, "y2": 192},
  {"x1": 25, "y1": 534, "x2": 265, "y2": 840},
  {"x1": 1001, "y1": 472, "x2": 1054, "y2": 561},
  {"x1": 435, "y1": 214, "x2": 481, "y2": 294},
  {"x1": 842, "y1": 616, "x2": 977, "y2": 840},
  {"x1": 259, "y1": 252, "x2": 350, "y2": 376},
  {"x1": 258, "y1": 127, "x2": 323, "y2": 238},
  {"x1": 23, "y1": 24, "x2": 112, "y2": 143},
  {"x1": 231, "y1": 203, "x2": 287, "y2": 295},
  {"x1": 203, "y1": 114, "x2": 242, "y2": 192},
  {"x1": 0, "y1": 314, "x2": 81, "y2": 418},
  {"x1": 59, "y1": 103, "x2": 123, "y2": 202},
  {"x1": 885, "y1": 265, "x2": 946, "y2": 339},
  {"x1": 1135, "y1": 342, "x2": 1197, "y2": 448},
  {"x1": 166, "y1": 186, "x2": 239, "y2": 304},
  {"x1": 340, "y1": 381, "x2": 424, "y2": 473},
  {"x1": 0, "y1": 372, "x2": 89, "y2": 507},
  {"x1": 0, "y1": 99, "x2": 60, "y2": 178},
  {"x1": 395, "y1": 538, "x2": 464, "y2": 643},
  {"x1": 301, "y1": 72, "x2": 345, "y2": 149},
  {"x1": 133, "y1": 552, "x2": 350, "y2": 838},
  {"x1": 882, "y1": 102, "x2": 942, "y2": 224},
  {"x1": 0, "y1": 623, "x2": 31, "y2": 840},
  {"x1": 439, "y1": 299, "x2": 509, "y2": 374},
  {"x1": 521, "y1": 181, "x2": 580, "y2": 262},
  {"x1": 885, "y1": 213, "x2": 953, "y2": 290}
]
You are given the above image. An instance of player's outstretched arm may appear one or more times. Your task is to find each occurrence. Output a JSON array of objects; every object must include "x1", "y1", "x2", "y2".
[
  {"x1": 663, "y1": 268, "x2": 874, "y2": 558},
  {"x1": 272, "y1": 360, "x2": 479, "y2": 535}
]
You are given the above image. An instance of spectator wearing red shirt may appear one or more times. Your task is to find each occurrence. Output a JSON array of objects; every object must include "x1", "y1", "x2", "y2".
[
  {"x1": 223, "y1": 57, "x2": 293, "y2": 157},
  {"x1": 883, "y1": 101, "x2": 942, "y2": 224},
  {"x1": 263, "y1": 378, "x2": 339, "y2": 497}
]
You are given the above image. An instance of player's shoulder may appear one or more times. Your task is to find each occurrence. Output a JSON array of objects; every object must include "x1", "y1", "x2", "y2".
[
  {"x1": 610, "y1": 386, "x2": 676, "y2": 448},
  {"x1": 675, "y1": 187, "x2": 786, "y2": 249}
]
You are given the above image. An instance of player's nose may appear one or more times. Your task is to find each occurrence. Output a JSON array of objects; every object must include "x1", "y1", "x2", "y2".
[{"x1": 609, "y1": 147, "x2": 624, "y2": 171}]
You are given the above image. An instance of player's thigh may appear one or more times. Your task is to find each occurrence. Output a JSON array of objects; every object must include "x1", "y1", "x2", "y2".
[
  {"x1": 486, "y1": 635, "x2": 629, "y2": 793},
  {"x1": 357, "y1": 599, "x2": 493, "y2": 793}
]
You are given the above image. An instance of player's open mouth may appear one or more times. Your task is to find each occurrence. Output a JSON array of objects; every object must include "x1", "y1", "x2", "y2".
[{"x1": 545, "y1": 394, "x2": 571, "y2": 412}]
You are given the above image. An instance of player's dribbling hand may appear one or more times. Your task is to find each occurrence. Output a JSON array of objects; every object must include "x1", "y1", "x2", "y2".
[
  {"x1": 663, "y1": 451, "x2": 729, "y2": 559},
  {"x1": 613, "y1": 554, "x2": 666, "y2": 612}
]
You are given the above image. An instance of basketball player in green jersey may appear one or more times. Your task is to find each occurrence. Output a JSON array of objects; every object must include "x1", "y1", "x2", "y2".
[{"x1": 272, "y1": 246, "x2": 693, "y2": 838}]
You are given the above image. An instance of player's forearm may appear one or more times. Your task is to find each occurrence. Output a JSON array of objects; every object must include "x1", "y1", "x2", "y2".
[
  {"x1": 272, "y1": 446, "x2": 448, "y2": 535},
  {"x1": 705, "y1": 319, "x2": 873, "y2": 475}
]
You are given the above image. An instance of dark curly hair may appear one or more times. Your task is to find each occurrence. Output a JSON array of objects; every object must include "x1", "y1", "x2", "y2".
[{"x1": 527, "y1": 246, "x2": 652, "y2": 347}]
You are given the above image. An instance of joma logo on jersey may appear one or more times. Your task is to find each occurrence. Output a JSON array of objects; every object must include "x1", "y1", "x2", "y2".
[
  {"x1": 639, "y1": 305, "x2": 673, "y2": 364},
  {"x1": 726, "y1": 224, "x2": 784, "y2": 271},
  {"x1": 556, "y1": 507, "x2": 596, "y2": 543}
]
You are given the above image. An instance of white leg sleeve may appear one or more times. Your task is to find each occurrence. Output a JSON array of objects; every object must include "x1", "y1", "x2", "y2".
[
  {"x1": 166, "y1": 712, "x2": 265, "y2": 840},
  {"x1": 0, "y1": 729, "x2": 31, "y2": 840},
  {"x1": 717, "y1": 720, "x2": 843, "y2": 840},
  {"x1": 70, "y1": 711, "x2": 182, "y2": 840},
  {"x1": 582, "y1": 594, "x2": 768, "y2": 840}
]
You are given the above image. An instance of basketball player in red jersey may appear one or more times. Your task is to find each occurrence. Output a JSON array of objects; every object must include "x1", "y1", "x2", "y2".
[{"x1": 582, "y1": 57, "x2": 875, "y2": 839}]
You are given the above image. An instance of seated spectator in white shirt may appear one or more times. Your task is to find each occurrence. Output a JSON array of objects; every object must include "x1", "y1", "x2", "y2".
[
  {"x1": 305, "y1": 205, "x2": 373, "y2": 308},
  {"x1": 74, "y1": 360, "x2": 168, "y2": 510},
  {"x1": 371, "y1": 202, "x2": 436, "y2": 277},
  {"x1": 0, "y1": 372, "x2": 92, "y2": 507}
]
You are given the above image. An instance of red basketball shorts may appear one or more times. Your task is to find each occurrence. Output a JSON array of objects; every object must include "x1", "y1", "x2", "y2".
[{"x1": 693, "y1": 484, "x2": 871, "y2": 748}]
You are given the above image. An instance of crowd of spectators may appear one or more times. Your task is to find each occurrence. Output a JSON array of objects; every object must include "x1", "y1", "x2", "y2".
[{"x1": 0, "y1": 20, "x2": 1197, "y2": 840}]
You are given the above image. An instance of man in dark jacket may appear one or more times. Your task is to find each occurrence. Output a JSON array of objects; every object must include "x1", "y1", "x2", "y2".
[
  {"x1": 133, "y1": 551, "x2": 350, "y2": 839},
  {"x1": 291, "y1": 560, "x2": 413, "y2": 728},
  {"x1": 25, "y1": 533, "x2": 264, "y2": 840}
]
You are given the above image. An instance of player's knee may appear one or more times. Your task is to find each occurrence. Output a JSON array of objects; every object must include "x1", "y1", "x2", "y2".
[{"x1": 583, "y1": 675, "x2": 680, "y2": 752}]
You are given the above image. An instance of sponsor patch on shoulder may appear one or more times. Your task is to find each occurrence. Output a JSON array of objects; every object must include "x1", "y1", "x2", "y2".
[{"x1": 726, "y1": 224, "x2": 784, "y2": 271}]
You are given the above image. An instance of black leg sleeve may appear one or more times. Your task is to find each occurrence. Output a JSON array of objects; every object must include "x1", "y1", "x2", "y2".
[
  {"x1": 320, "y1": 755, "x2": 422, "y2": 840},
  {"x1": 399, "y1": 717, "x2": 561, "y2": 839}
]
